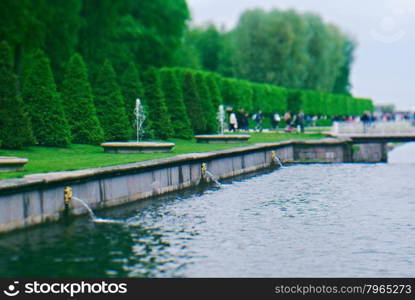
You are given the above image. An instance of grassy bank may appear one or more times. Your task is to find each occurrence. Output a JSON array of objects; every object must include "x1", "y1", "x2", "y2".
[{"x1": 0, "y1": 132, "x2": 324, "y2": 180}]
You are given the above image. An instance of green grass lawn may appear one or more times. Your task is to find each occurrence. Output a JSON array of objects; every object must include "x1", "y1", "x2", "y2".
[{"x1": 0, "y1": 132, "x2": 324, "y2": 180}]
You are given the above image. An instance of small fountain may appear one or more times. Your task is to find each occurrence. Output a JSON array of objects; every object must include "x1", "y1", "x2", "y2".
[
  {"x1": 72, "y1": 196, "x2": 125, "y2": 224},
  {"x1": 195, "y1": 105, "x2": 251, "y2": 143},
  {"x1": 200, "y1": 163, "x2": 222, "y2": 186},
  {"x1": 101, "y1": 98, "x2": 175, "y2": 153}
]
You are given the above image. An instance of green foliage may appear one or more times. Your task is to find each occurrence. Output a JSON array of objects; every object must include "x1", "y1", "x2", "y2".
[
  {"x1": 232, "y1": 9, "x2": 308, "y2": 87},
  {"x1": 79, "y1": 0, "x2": 190, "y2": 80},
  {"x1": 160, "y1": 69, "x2": 193, "y2": 139},
  {"x1": 0, "y1": 2, "x2": 375, "y2": 148},
  {"x1": 235, "y1": 80, "x2": 254, "y2": 112},
  {"x1": 182, "y1": 8, "x2": 354, "y2": 95},
  {"x1": 0, "y1": 0, "x2": 46, "y2": 74},
  {"x1": 221, "y1": 78, "x2": 238, "y2": 107},
  {"x1": 166, "y1": 67, "x2": 372, "y2": 121},
  {"x1": 269, "y1": 86, "x2": 288, "y2": 114},
  {"x1": 141, "y1": 68, "x2": 173, "y2": 140},
  {"x1": 194, "y1": 72, "x2": 217, "y2": 133},
  {"x1": 42, "y1": 0, "x2": 82, "y2": 83},
  {"x1": 23, "y1": 51, "x2": 71, "y2": 147},
  {"x1": 287, "y1": 90, "x2": 303, "y2": 115},
  {"x1": 0, "y1": 41, "x2": 33, "y2": 149},
  {"x1": 183, "y1": 24, "x2": 222, "y2": 71},
  {"x1": 120, "y1": 62, "x2": 144, "y2": 129},
  {"x1": 181, "y1": 71, "x2": 206, "y2": 134},
  {"x1": 61, "y1": 53, "x2": 104, "y2": 144},
  {"x1": 251, "y1": 83, "x2": 266, "y2": 112},
  {"x1": 93, "y1": 60, "x2": 130, "y2": 141},
  {"x1": 332, "y1": 37, "x2": 355, "y2": 95},
  {"x1": 205, "y1": 73, "x2": 223, "y2": 110}
]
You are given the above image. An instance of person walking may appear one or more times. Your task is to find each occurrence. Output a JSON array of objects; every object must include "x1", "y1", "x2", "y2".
[
  {"x1": 271, "y1": 112, "x2": 281, "y2": 131},
  {"x1": 254, "y1": 110, "x2": 263, "y2": 132},
  {"x1": 283, "y1": 111, "x2": 293, "y2": 132},
  {"x1": 297, "y1": 110, "x2": 305, "y2": 133},
  {"x1": 361, "y1": 111, "x2": 370, "y2": 133},
  {"x1": 229, "y1": 109, "x2": 238, "y2": 132},
  {"x1": 239, "y1": 108, "x2": 249, "y2": 131}
]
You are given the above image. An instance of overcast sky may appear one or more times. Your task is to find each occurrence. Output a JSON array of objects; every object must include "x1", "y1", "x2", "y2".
[{"x1": 187, "y1": 0, "x2": 415, "y2": 110}]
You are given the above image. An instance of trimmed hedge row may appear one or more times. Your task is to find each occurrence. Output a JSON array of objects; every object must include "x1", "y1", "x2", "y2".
[
  {"x1": 288, "y1": 89, "x2": 373, "y2": 116},
  {"x1": 1, "y1": 44, "x2": 374, "y2": 149},
  {"x1": 165, "y1": 67, "x2": 373, "y2": 119}
]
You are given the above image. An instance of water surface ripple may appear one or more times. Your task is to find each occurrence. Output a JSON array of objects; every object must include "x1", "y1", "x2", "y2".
[{"x1": 0, "y1": 143, "x2": 414, "y2": 277}]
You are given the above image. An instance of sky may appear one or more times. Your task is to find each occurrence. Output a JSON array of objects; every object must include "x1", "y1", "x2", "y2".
[{"x1": 187, "y1": 0, "x2": 415, "y2": 110}]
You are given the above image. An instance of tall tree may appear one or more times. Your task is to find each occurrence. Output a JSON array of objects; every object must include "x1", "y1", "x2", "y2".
[
  {"x1": 194, "y1": 72, "x2": 217, "y2": 133},
  {"x1": 181, "y1": 71, "x2": 206, "y2": 134},
  {"x1": 160, "y1": 70, "x2": 193, "y2": 139},
  {"x1": 233, "y1": 9, "x2": 310, "y2": 88},
  {"x1": 79, "y1": 0, "x2": 190, "y2": 79},
  {"x1": 0, "y1": 41, "x2": 33, "y2": 149},
  {"x1": 205, "y1": 73, "x2": 223, "y2": 111},
  {"x1": 23, "y1": 51, "x2": 71, "y2": 146},
  {"x1": 42, "y1": 0, "x2": 82, "y2": 83},
  {"x1": 141, "y1": 68, "x2": 173, "y2": 140},
  {"x1": 61, "y1": 53, "x2": 104, "y2": 144},
  {"x1": 181, "y1": 8, "x2": 354, "y2": 95},
  {"x1": 332, "y1": 37, "x2": 356, "y2": 95},
  {"x1": 94, "y1": 60, "x2": 130, "y2": 141},
  {"x1": 217, "y1": 32, "x2": 236, "y2": 78},
  {"x1": 127, "y1": 0, "x2": 190, "y2": 69},
  {"x1": 187, "y1": 24, "x2": 222, "y2": 72},
  {"x1": 78, "y1": 0, "x2": 123, "y2": 80},
  {"x1": 0, "y1": 0, "x2": 46, "y2": 78}
]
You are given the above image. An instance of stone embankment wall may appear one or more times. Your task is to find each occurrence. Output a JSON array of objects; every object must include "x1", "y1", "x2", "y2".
[{"x1": 0, "y1": 138, "x2": 385, "y2": 233}]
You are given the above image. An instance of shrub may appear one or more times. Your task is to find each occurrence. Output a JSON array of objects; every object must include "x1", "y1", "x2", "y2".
[
  {"x1": 287, "y1": 90, "x2": 302, "y2": 114},
  {"x1": 23, "y1": 51, "x2": 71, "y2": 146},
  {"x1": 61, "y1": 53, "x2": 104, "y2": 144},
  {"x1": 160, "y1": 69, "x2": 193, "y2": 139},
  {"x1": 141, "y1": 67, "x2": 173, "y2": 140},
  {"x1": 161, "y1": 67, "x2": 374, "y2": 118},
  {"x1": 0, "y1": 41, "x2": 33, "y2": 149},
  {"x1": 181, "y1": 70, "x2": 206, "y2": 134},
  {"x1": 194, "y1": 72, "x2": 217, "y2": 133},
  {"x1": 235, "y1": 80, "x2": 254, "y2": 112},
  {"x1": 221, "y1": 78, "x2": 238, "y2": 107},
  {"x1": 205, "y1": 73, "x2": 223, "y2": 111},
  {"x1": 94, "y1": 60, "x2": 130, "y2": 141}
]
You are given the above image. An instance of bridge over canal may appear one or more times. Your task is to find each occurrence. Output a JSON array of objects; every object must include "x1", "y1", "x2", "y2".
[{"x1": 328, "y1": 121, "x2": 415, "y2": 162}]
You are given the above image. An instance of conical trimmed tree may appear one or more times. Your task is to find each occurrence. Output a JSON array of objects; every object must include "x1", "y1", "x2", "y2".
[
  {"x1": 93, "y1": 60, "x2": 130, "y2": 141},
  {"x1": 205, "y1": 74, "x2": 223, "y2": 112},
  {"x1": 160, "y1": 70, "x2": 193, "y2": 139},
  {"x1": 0, "y1": 41, "x2": 33, "y2": 149},
  {"x1": 120, "y1": 62, "x2": 144, "y2": 129},
  {"x1": 23, "y1": 51, "x2": 71, "y2": 147},
  {"x1": 182, "y1": 71, "x2": 206, "y2": 134},
  {"x1": 141, "y1": 68, "x2": 173, "y2": 140},
  {"x1": 61, "y1": 53, "x2": 104, "y2": 144},
  {"x1": 194, "y1": 72, "x2": 217, "y2": 133}
]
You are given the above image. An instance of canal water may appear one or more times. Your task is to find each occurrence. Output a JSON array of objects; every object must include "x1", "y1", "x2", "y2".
[{"x1": 0, "y1": 143, "x2": 414, "y2": 277}]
